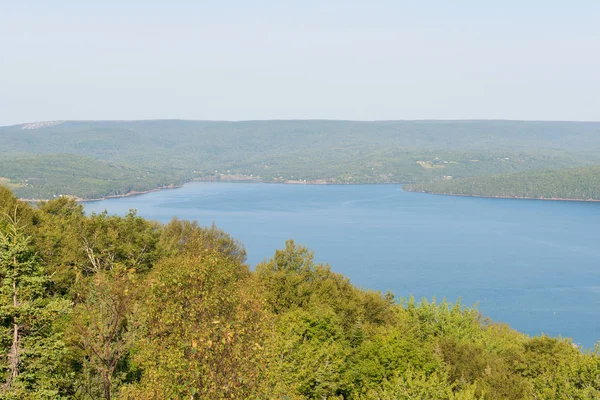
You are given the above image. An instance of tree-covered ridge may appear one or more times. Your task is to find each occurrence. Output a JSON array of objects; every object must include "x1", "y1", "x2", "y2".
[
  {"x1": 403, "y1": 166, "x2": 600, "y2": 201},
  {"x1": 0, "y1": 185, "x2": 598, "y2": 399},
  {"x1": 0, "y1": 154, "x2": 181, "y2": 200},
  {"x1": 2, "y1": 120, "x2": 600, "y2": 199}
]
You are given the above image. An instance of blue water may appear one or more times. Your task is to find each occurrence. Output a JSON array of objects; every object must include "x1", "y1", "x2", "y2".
[{"x1": 84, "y1": 182, "x2": 600, "y2": 348}]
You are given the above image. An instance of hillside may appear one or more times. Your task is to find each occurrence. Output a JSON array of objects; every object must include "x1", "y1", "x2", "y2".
[
  {"x1": 2, "y1": 120, "x2": 600, "y2": 199},
  {"x1": 0, "y1": 154, "x2": 179, "y2": 200},
  {"x1": 404, "y1": 166, "x2": 600, "y2": 201},
  {"x1": 0, "y1": 186, "x2": 598, "y2": 399}
]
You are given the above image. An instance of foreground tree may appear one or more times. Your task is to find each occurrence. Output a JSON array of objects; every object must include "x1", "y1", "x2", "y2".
[
  {"x1": 120, "y1": 251, "x2": 269, "y2": 399},
  {"x1": 0, "y1": 207, "x2": 71, "y2": 398},
  {"x1": 68, "y1": 267, "x2": 138, "y2": 400},
  {"x1": 80, "y1": 210, "x2": 161, "y2": 275}
]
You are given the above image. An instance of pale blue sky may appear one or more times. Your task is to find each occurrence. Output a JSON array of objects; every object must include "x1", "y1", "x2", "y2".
[{"x1": 1, "y1": 1, "x2": 599, "y2": 125}]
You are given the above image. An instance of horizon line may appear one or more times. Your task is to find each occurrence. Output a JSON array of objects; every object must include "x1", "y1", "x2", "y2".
[{"x1": 3, "y1": 117, "x2": 600, "y2": 128}]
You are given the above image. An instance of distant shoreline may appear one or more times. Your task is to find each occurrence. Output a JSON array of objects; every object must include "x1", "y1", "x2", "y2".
[
  {"x1": 403, "y1": 189, "x2": 600, "y2": 203},
  {"x1": 73, "y1": 177, "x2": 404, "y2": 202},
  {"x1": 19, "y1": 178, "x2": 600, "y2": 204},
  {"x1": 19, "y1": 177, "x2": 398, "y2": 203},
  {"x1": 20, "y1": 184, "x2": 182, "y2": 203},
  {"x1": 78, "y1": 184, "x2": 183, "y2": 203}
]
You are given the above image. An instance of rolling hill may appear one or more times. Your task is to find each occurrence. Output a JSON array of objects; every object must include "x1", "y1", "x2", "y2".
[{"x1": 2, "y1": 119, "x2": 600, "y2": 199}]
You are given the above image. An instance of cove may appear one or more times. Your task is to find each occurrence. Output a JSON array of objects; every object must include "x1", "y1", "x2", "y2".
[{"x1": 84, "y1": 182, "x2": 600, "y2": 348}]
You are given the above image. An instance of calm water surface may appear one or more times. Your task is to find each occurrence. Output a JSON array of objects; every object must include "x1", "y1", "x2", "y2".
[{"x1": 85, "y1": 182, "x2": 600, "y2": 348}]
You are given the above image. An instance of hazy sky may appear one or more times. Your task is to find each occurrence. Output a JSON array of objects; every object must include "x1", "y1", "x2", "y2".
[{"x1": 1, "y1": 1, "x2": 599, "y2": 126}]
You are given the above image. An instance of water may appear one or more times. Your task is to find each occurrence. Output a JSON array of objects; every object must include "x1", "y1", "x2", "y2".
[{"x1": 84, "y1": 182, "x2": 600, "y2": 348}]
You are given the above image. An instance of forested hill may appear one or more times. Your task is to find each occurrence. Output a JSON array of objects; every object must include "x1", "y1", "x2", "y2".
[
  {"x1": 0, "y1": 185, "x2": 598, "y2": 399},
  {"x1": 2, "y1": 119, "x2": 600, "y2": 199},
  {"x1": 4, "y1": 120, "x2": 600, "y2": 155},
  {"x1": 403, "y1": 166, "x2": 600, "y2": 201}
]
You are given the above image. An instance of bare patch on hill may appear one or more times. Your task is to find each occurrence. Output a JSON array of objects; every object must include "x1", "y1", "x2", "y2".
[{"x1": 21, "y1": 121, "x2": 65, "y2": 130}]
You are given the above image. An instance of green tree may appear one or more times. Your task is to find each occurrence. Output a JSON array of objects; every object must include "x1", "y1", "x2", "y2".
[
  {"x1": 68, "y1": 267, "x2": 138, "y2": 400},
  {"x1": 32, "y1": 197, "x2": 87, "y2": 297},
  {"x1": 80, "y1": 210, "x2": 161, "y2": 275},
  {"x1": 0, "y1": 206, "x2": 71, "y2": 398},
  {"x1": 121, "y1": 252, "x2": 268, "y2": 399},
  {"x1": 158, "y1": 218, "x2": 247, "y2": 263}
]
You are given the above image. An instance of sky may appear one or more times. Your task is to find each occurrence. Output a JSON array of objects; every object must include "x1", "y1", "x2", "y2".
[{"x1": 1, "y1": 1, "x2": 599, "y2": 126}]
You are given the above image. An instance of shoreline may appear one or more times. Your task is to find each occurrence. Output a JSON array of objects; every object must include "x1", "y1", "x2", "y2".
[
  {"x1": 403, "y1": 189, "x2": 600, "y2": 203},
  {"x1": 19, "y1": 179, "x2": 600, "y2": 204},
  {"x1": 20, "y1": 184, "x2": 182, "y2": 203},
  {"x1": 19, "y1": 178, "x2": 404, "y2": 202},
  {"x1": 77, "y1": 184, "x2": 183, "y2": 203}
]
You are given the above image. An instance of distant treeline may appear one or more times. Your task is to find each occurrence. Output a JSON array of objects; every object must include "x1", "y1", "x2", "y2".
[
  {"x1": 404, "y1": 166, "x2": 600, "y2": 201},
  {"x1": 0, "y1": 185, "x2": 598, "y2": 399},
  {"x1": 2, "y1": 120, "x2": 600, "y2": 199}
]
